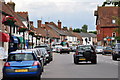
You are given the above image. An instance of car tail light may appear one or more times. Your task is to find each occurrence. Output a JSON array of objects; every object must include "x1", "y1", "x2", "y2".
[
  {"x1": 4, "y1": 62, "x2": 10, "y2": 67},
  {"x1": 32, "y1": 61, "x2": 40, "y2": 66},
  {"x1": 48, "y1": 51, "x2": 51, "y2": 54},
  {"x1": 75, "y1": 51, "x2": 79, "y2": 55}
]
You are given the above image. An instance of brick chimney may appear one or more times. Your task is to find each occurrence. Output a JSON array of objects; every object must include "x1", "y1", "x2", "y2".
[
  {"x1": 58, "y1": 20, "x2": 62, "y2": 30},
  {"x1": 69, "y1": 27, "x2": 73, "y2": 31},
  {"x1": 37, "y1": 20, "x2": 42, "y2": 28},
  {"x1": 30, "y1": 21, "x2": 34, "y2": 27},
  {"x1": 62, "y1": 27, "x2": 68, "y2": 31},
  {"x1": 7, "y1": 1, "x2": 15, "y2": 11},
  {"x1": 45, "y1": 22, "x2": 49, "y2": 24}
]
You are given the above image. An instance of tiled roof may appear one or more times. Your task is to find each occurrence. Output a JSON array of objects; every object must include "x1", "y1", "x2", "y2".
[
  {"x1": 35, "y1": 27, "x2": 60, "y2": 38},
  {"x1": 62, "y1": 30, "x2": 75, "y2": 37},
  {"x1": 47, "y1": 24, "x2": 67, "y2": 36},
  {"x1": 72, "y1": 32, "x2": 82, "y2": 40},
  {"x1": 89, "y1": 33, "x2": 96, "y2": 38},
  {"x1": 2, "y1": 3, "x2": 25, "y2": 27},
  {"x1": 79, "y1": 32, "x2": 96, "y2": 38},
  {"x1": 16, "y1": 12, "x2": 28, "y2": 21},
  {"x1": 79, "y1": 33, "x2": 91, "y2": 37}
]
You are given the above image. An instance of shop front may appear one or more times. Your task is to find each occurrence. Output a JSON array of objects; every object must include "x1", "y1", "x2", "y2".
[
  {"x1": 9, "y1": 35, "x2": 19, "y2": 52},
  {"x1": 0, "y1": 32, "x2": 10, "y2": 55}
]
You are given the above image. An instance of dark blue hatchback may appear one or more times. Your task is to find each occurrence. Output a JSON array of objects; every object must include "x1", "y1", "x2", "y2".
[{"x1": 3, "y1": 50, "x2": 41, "y2": 80}]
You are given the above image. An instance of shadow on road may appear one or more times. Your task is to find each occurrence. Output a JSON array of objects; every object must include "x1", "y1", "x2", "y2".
[{"x1": 74, "y1": 63, "x2": 97, "y2": 65}]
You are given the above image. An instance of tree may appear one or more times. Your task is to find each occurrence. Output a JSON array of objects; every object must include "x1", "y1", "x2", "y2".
[
  {"x1": 89, "y1": 31, "x2": 97, "y2": 34},
  {"x1": 73, "y1": 28, "x2": 82, "y2": 33},
  {"x1": 81, "y1": 24, "x2": 88, "y2": 33}
]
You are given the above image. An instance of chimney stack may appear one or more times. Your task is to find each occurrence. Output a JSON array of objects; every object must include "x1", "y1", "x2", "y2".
[
  {"x1": 69, "y1": 27, "x2": 73, "y2": 31},
  {"x1": 30, "y1": 21, "x2": 34, "y2": 27},
  {"x1": 7, "y1": 1, "x2": 15, "y2": 11},
  {"x1": 58, "y1": 20, "x2": 62, "y2": 30},
  {"x1": 37, "y1": 20, "x2": 42, "y2": 28},
  {"x1": 63, "y1": 27, "x2": 68, "y2": 31},
  {"x1": 45, "y1": 22, "x2": 49, "y2": 24}
]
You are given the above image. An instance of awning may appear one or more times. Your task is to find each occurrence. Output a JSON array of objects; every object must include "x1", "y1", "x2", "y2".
[
  {"x1": 10, "y1": 36, "x2": 19, "y2": 43},
  {"x1": 17, "y1": 37, "x2": 25, "y2": 43},
  {"x1": 0, "y1": 32, "x2": 10, "y2": 42}
]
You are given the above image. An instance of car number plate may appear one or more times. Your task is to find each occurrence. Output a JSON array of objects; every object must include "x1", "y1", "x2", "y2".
[
  {"x1": 15, "y1": 69, "x2": 28, "y2": 72},
  {"x1": 79, "y1": 58, "x2": 86, "y2": 60}
]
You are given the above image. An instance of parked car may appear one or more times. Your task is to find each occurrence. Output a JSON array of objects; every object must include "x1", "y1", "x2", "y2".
[
  {"x1": 36, "y1": 48, "x2": 49, "y2": 65},
  {"x1": 73, "y1": 45, "x2": 97, "y2": 64},
  {"x1": 27, "y1": 49, "x2": 44, "y2": 72},
  {"x1": 112, "y1": 43, "x2": 120, "y2": 60},
  {"x1": 52, "y1": 45, "x2": 62, "y2": 53},
  {"x1": 3, "y1": 50, "x2": 41, "y2": 80},
  {"x1": 70, "y1": 46, "x2": 77, "y2": 52},
  {"x1": 95, "y1": 46, "x2": 104, "y2": 54},
  {"x1": 35, "y1": 44, "x2": 53, "y2": 62},
  {"x1": 102, "y1": 46, "x2": 113, "y2": 55},
  {"x1": 60, "y1": 46, "x2": 71, "y2": 54}
]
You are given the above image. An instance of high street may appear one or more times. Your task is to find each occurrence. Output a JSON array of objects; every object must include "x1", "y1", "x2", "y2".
[{"x1": 41, "y1": 52, "x2": 118, "y2": 78}]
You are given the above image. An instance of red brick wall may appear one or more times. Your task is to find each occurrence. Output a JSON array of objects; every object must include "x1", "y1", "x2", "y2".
[{"x1": 96, "y1": 7, "x2": 119, "y2": 42}]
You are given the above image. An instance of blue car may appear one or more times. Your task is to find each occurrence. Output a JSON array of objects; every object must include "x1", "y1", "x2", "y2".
[{"x1": 3, "y1": 50, "x2": 41, "y2": 80}]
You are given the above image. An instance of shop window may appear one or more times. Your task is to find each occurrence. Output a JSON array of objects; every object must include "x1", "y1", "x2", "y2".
[
  {"x1": 112, "y1": 20, "x2": 116, "y2": 24},
  {"x1": 112, "y1": 32, "x2": 116, "y2": 37}
]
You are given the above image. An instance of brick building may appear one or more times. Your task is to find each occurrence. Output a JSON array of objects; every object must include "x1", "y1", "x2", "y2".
[{"x1": 95, "y1": 6, "x2": 120, "y2": 46}]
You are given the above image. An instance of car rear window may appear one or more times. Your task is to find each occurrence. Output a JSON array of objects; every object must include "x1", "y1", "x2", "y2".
[
  {"x1": 8, "y1": 53, "x2": 37, "y2": 61},
  {"x1": 78, "y1": 45, "x2": 92, "y2": 50}
]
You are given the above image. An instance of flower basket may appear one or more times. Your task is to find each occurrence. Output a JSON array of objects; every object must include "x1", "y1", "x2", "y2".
[
  {"x1": 18, "y1": 26, "x2": 28, "y2": 32},
  {"x1": 2, "y1": 16, "x2": 17, "y2": 26},
  {"x1": 29, "y1": 30, "x2": 35, "y2": 36}
]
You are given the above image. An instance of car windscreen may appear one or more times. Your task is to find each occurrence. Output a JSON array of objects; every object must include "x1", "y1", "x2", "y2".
[
  {"x1": 115, "y1": 44, "x2": 120, "y2": 49},
  {"x1": 35, "y1": 46, "x2": 50, "y2": 50},
  {"x1": 96, "y1": 46, "x2": 103, "y2": 49},
  {"x1": 105, "y1": 47, "x2": 112, "y2": 50},
  {"x1": 78, "y1": 45, "x2": 92, "y2": 50},
  {"x1": 8, "y1": 53, "x2": 37, "y2": 61}
]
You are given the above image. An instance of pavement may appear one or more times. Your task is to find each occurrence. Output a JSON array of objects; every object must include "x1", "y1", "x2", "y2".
[{"x1": 0, "y1": 60, "x2": 4, "y2": 80}]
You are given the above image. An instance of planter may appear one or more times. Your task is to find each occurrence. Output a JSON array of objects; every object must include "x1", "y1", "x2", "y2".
[
  {"x1": 2, "y1": 16, "x2": 16, "y2": 26},
  {"x1": 18, "y1": 26, "x2": 28, "y2": 32}
]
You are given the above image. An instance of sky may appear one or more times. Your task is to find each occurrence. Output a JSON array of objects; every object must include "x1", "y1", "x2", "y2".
[{"x1": 5, "y1": 0, "x2": 106, "y2": 31}]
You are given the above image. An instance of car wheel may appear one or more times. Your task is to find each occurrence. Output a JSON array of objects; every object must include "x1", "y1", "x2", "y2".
[
  {"x1": 74, "y1": 58, "x2": 78, "y2": 64},
  {"x1": 67, "y1": 52, "x2": 70, "y2": 54},
  {"x1": 2, "y1": 76, "x2": 9, "y2": 80},
  {"x1": 102, "y1": 52, "x2": 105, "y2": 55},
  {"x1": 112, "y1": 56, "x2": 117, "y2": 60},
  {"x1": 60, "y1": 52, "x2": 62, "y2": 54},
  {"x1": 35, "y1": 75, "x2": 41, "y2": 80},
  {"x1": 91, "y1": 58, "x2": 97, "y2": 64}
]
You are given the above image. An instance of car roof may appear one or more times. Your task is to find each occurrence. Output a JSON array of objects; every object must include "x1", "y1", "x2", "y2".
[{"x1": 9, "y1": 50, "x2": 34, "y2": 54}]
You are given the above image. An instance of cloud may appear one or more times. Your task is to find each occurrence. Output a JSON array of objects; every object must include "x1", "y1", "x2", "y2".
[{"x1": 5, "y1": 0, "x2": 105, "y2": 30}]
